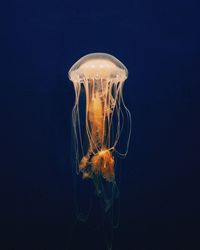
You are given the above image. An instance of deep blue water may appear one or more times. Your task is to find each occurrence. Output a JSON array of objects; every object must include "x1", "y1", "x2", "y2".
[{"x1": 1, "y1": 0, "x2": 200, "y2": 249}]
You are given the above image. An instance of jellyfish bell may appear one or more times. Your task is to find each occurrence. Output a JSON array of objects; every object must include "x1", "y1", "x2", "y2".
[
  {"x1": 68, "y1": 53, "x2": 131, "y2": 210},
  {"x1": 68, "y1": 53, "x2": 128, "y2": 83}
]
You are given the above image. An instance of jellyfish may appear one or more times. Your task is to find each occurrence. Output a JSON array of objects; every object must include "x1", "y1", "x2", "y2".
[{"x1": 68, "y1": 53, "x2": 131, "y2": 214}]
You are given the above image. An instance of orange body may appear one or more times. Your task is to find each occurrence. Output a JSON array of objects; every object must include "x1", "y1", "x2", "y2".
[{"x1": 79, "y1": 83, "x2": 115, "y2": 182}]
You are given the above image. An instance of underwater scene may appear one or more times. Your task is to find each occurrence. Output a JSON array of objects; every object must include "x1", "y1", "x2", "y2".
[{"x1": 1, "y1": 0, "x2": 199, "y2": 249}]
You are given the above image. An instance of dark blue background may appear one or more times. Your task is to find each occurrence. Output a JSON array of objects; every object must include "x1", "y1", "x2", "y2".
[{"x1": 1, "y1": 0, "x2": 200, "y2": 249}]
